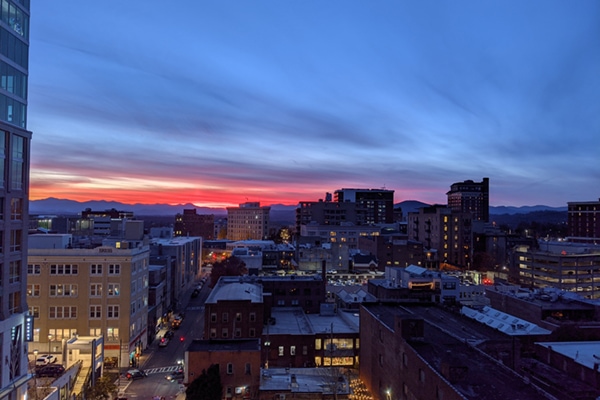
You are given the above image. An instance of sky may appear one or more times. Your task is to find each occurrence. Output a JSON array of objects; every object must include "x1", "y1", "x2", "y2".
[{"x1": 27, "y1": 1, "x2": 600, "y2": 208}]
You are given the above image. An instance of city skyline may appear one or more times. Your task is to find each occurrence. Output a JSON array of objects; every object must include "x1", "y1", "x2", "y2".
[{"x1": 28, "y1": 1, "x2": 600, "y2": 208}]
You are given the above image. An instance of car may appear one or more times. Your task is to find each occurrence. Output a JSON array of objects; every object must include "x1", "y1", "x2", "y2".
[
  {"x1": 164, "y1": 330, "x2": 175, "y2": 339},
  {"x1": 158, "y1": 337, "x2": 170, "y2": 347},
  {"x1": 126, "y1": 369, "x2": 147, "y2": 380},
  {"x1": 36, "y1": 354, "x2": 57, "y2": 366},
  {"x1": 165, "y1": 368, "x2": 184, "y2": 382},
  {"x1": 37, "y1": 364, "x2": 65, "y2": 377}
]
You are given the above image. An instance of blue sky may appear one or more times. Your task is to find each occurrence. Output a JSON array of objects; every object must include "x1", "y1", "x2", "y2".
[{"x1": 27, "y1": 1, "x2": 600, "y2": 207}]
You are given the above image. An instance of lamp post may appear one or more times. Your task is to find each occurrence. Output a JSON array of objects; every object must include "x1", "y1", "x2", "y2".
[
  {"x1": 48, "y1": 334, "x2": 53, "y2": 354},
  {"x1": 32, "y1": 349, "x2": 39, "y2": 400}
]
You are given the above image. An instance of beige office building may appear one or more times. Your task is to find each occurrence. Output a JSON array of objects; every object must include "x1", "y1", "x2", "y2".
[
  {"x1": 226, "y1": 202, "x2": 270, "y2": 241},
  {"x1": 28, "y1": 239, "x2": 150, "y2": 368}
]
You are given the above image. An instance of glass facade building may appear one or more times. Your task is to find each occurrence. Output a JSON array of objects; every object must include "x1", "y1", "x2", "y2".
[{"x1": 0, "y1": 0, "x2": 32, "y2": 399}]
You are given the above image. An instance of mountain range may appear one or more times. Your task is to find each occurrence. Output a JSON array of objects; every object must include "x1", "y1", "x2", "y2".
[{"x1": 29, "y1": 197, "x2": 567, "y2": 219}]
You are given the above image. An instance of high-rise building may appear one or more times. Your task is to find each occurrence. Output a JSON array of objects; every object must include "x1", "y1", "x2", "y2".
[
  {"x1": 0, "y1": 1, "x2": 32, "y2": 398},
  {"x1": 226, "y1": 202, "x2": 270, "y2": 241},
  {"x1": 447, "y1": 177, "x2": 489, "y2": 222},
  {"x1": 174, "y1": 209, "x2": 215, "y2": 239},
  {"x1": 568, "y1": 199, "x2": 600, "y2": 244},
  {"x1": 334, "y1": 188, "x2": 395, "y2": 224}
]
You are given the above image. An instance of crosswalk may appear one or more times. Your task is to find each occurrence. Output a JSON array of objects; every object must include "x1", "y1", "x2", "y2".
[{"x1": 144, "y1": 365, "x2": 181, "y2": 375}]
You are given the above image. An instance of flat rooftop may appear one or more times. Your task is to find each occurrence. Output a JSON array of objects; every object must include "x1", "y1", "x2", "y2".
[
  {"x1": 205, "y1": 280, "x2": 263, "y2": 304},
  {"x1": 265, "y1": 307, "x2": 359, "y2": 336},
  {"x1": 260, "y1": 367, "x2": 350, "y2": 395}
]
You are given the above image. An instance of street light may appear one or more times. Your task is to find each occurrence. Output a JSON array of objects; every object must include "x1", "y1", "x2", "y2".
[
  {"x1": 48, "y1": 334, "x2": 53, "y2": 354},
  {"x1": 32, "y1": 349, "x2": 39, "y2": 400}
]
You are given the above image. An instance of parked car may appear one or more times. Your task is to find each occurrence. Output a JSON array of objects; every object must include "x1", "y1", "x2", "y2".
[
  {"x1": 164, "y1": 330, "x2": 175, "y2": 339},
  {"x1": 37, "y1": 364, "x2": 65, "y2": 377},
  {"x1": 36, "y1": 354, "x2": 57, "y2": 366},
  {"x1": 126, "y1": 369, "x2": 147, "y2": 380},
  {"x1": 165, "y1": 368, "x2": 184, "y2": 382},
  {"x1": 158, "y1": 337, "x2": 169, "y2": 347}
]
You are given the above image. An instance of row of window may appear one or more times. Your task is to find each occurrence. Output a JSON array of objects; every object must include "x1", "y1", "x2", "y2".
[
  {"x1": 27, "y1": 283, "x2": 120, "y2": 297},
  {"x1": 28, "y1": 263, "x2": 121, "y2": 275},
  {"x1": 29, "y1": 305, "x2": 120, "y2": 319},
  {"x1": 209, "y1": 327, "x2": 256, "y2": 339},
  {"x1": 210, "y1": 312, "x2": 256, "y2": 323}
]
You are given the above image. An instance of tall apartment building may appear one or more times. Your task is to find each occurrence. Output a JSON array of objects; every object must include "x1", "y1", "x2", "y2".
[
  {"x1": 0, "y1": 1, "x2": 32, "y2": 398},
  {"x1": 568, "y1": 199, "x2": 600, "y2": 244},
  {"x1": 226, "y1": 202, "x2": 270, "y2": 241},
  {"x1": 28, "y1": 235, "x2": 150, "y2": 368},
  {"x1": 446, "y1": 177, "x2": 489, "y2": 222},
  {"x1": 407, "y1": 205, "x2": 472, "y2": 268},
  {"x1": 334, "y1": 188, "x2": 395, "y2": 224},
  {"x1": 174, "y1": 209, "x2": 214, "y2": 239}
]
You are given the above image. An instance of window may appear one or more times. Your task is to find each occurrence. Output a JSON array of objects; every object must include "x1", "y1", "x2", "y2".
[
  {"x1": 11, "y1": 134, "x2": 25, "y2": 190},
  {"x1": 50, "y1": 284, "x2": 77, "y2": 297},
  {"x1": 9, "y1": 261, "x2": 20, "y2": 283},
  {"x1": 211, "y1": 313, "x2": 217, "y2": 323},
  {"x1": 29, "y1": 306, "x2": 39, "y2": 318},
  {"x1": 10, "y1": 229, "x2": 21, "y2": 251},
  {"x1": 302, "y1": 346, "x2": 307, "y2": 356},
  {"x1": 210, "y1": 328, "x2": 217, "y2": 338},
  {"x1": 222, "y1": 312, "x2": 228, "y2": 322},
  {"x1": 227, "y1": 363, "x2": 233, "y2": 374},
  {"x1": 278, "y1": 346, "x2": 284, "y2": 356},
  {"x1": 108, "y1": 283, "x2": 120, "y2": 296},
  {"x1": 49, "y1": 264, "x2": 78, "y2": 275},
  {"x1": 108, "y1": 264, "x2": 120, "y2": 275},
  {"x1": 249, "y1": 328, "x2": 255, "y2": 337},
  {"x1": 90, "y1": 305, "x2": 101, "y2": 319},
  {"x1": 49, "y1": 306, "x2": 77, "y2": 319},
  {"x1": 8, "y1": 291, "x2": 20, "y2": 314},
  {"x1": 107, "y1": 327, "x2": 119, "y2": 340},
  {"x1": 90, "y1": 264, "x2": 102, "y2": 275},
  {"x1": 90, "y1": 284, "x2": 102, "y2": 297},
  {"x1": 27, "y1": 264, "x2": 40, "y2": 275},
  {"x1": 222, "y1": 328, "x2": 228, "y2": 338},
  {"x1": 249, "y1": 312, "x2": 256, "y2": 322},
  {"x1": 419, "y1": 369, "x2": 425, "y2": 383},
  {"x1": 10, "y1": 198, "x2": 22, "y2": 220},
  {"x1": 26, "y1": 284, "x2": 39, "y2": 297},
  {"x1": 290, "y1": 346, "x2": 296, "y2": 356},
  {"x1": 245, "y1": 363, "x2": 251, "y2": 375},
  {"x1": 107, "y1": 305, "x2": 119, "y2": 318},
  {"x1": 236, "y1": 312, "x2": 241, "y2": 322},
  {"x1": 235, "y1": 328, "x2": 241, "y2": 338}
]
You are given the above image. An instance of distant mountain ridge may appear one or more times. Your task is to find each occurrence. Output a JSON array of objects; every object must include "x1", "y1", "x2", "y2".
[{"x1": 29, "y1": 197, "x2": 567, "y2": 217}]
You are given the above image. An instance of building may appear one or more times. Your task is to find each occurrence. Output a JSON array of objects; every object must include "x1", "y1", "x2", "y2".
[
  {"x1": 149, "y1": 236, "x2": 203, "y2": 309},
  {"x1": 0, "y1": 1, "x2": 32, "y2": 398},
  {"x1": 79, "y1": 208, "x2": 135, "y2": 236},
  {"x1": 27, "y1": 236, "x2": 150, "y2": 368},
  {"x1": 407, "y1": 205, "x2": 473, "y2": 268},
  {"x1": 174, "y1": 209, "x2": 215, "y2": 239},
  {"x1": 360, "y1": 303, "x2": 554, "y2": 400},
  {"x1": 510, "y1": 241, "x2": 600, "y2": 299},
  {"x1": 446, "y1": 177, "x2": 489, "y2": 222},
  {"x1": 568, "y1": 199, "x2": 600, "y2": 244},
  {"x1": 185, "y1": 339, "x2": 262, "y2": 399},
  {"x1": 203, "y1": 278, "x2": 265, "y2": 341},
  {"x1": 334, "y1": 188, "x2": 395, "y2": 224},
  {"x1": 227, "y1": 202, "x2": 270, "y2": 241}
]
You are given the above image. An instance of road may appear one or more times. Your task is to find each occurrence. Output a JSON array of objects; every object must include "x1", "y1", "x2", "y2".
[{"x1": 118, "y1": 279, "x2": 210, "y2": 400}]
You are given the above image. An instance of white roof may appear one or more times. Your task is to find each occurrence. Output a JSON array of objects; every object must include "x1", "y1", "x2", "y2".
[{"x1": 461, "y1": 306, "x2": 551, "y2": 336}]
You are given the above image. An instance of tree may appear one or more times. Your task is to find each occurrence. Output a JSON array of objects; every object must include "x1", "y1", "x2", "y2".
[
  {"x1": 83, "y1": 375, "x2": 117, "y2": 400},
  {"x1": 209, "y1": 256, "x2": 247, "y2": 287},
  {"x1": 186, "y1": 364, "x2": 222, "y2": 400}
]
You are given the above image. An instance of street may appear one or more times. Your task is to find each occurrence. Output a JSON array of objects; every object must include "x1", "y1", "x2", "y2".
[{"x1": 117, "y1": 279, "x2": 210, "y2": 399}]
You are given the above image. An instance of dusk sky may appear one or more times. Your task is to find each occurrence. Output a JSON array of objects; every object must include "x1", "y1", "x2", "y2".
[{"x1": 28, "y1": 1, "x2": 599, "y2": 208}]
